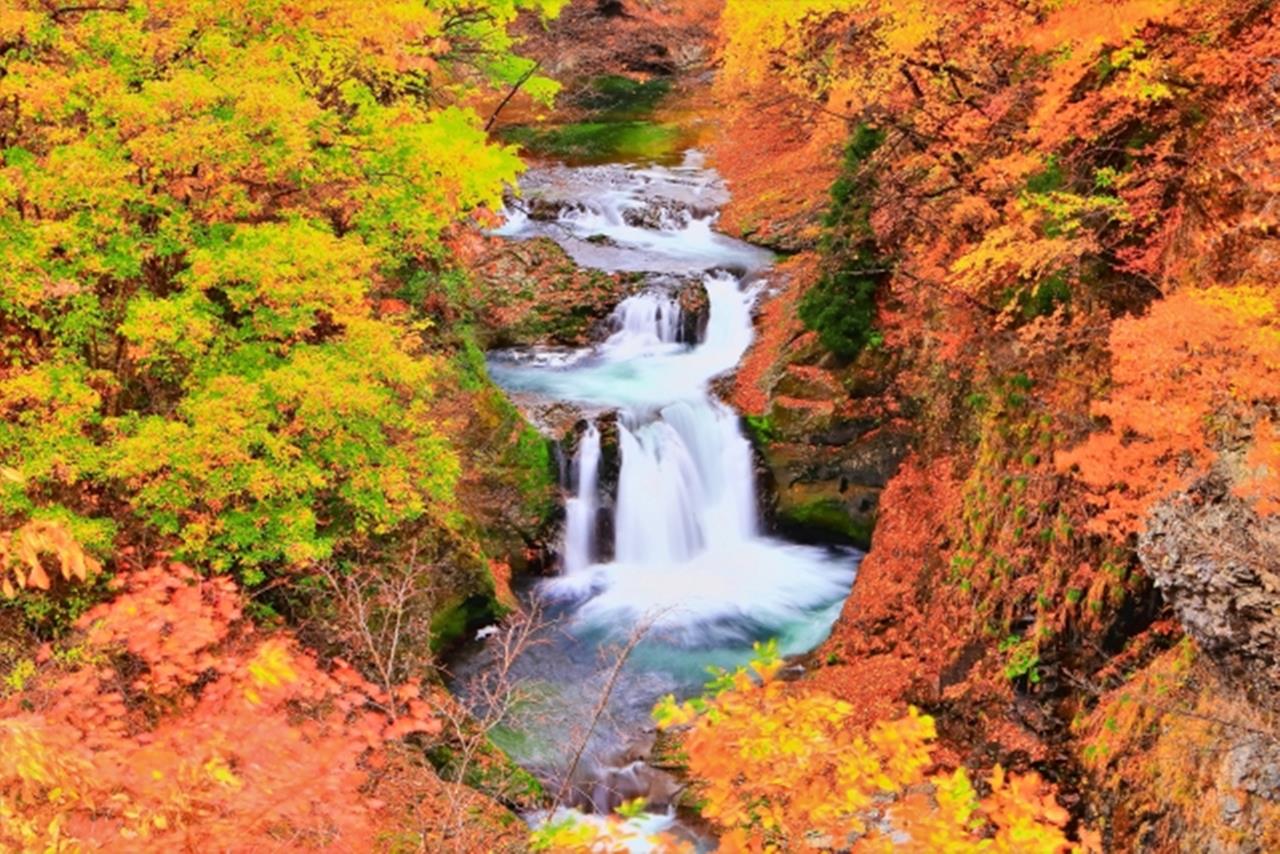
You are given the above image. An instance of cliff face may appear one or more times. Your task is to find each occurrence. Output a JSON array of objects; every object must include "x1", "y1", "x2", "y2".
[{"x1": 705, "y1": 0, "x2": 1280, "y2": 849}]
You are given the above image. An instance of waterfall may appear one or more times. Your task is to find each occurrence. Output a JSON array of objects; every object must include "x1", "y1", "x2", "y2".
[
  {"x1": 457, "y1": 157, "x2": 859, "y2": 812},
  {"x1": 563, "y1": 423, "x2": 601, "y2": 574},
  {"x1": 614, "y1": 416, "x2": 706, "y2": 564},
  {"x1": 493, "y1": 156, "x2": 856, "y2": 646},
  {"x1": 601, "y1": 292, "x2": 684, "y2": 359},
  {"x1": 613, "y1": 400, "x2": 756, "y2": 566}
]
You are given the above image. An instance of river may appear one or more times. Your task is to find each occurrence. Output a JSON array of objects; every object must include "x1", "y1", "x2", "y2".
[{"x1": 448, "y1": 150, "x2": 860, "y2": 846}]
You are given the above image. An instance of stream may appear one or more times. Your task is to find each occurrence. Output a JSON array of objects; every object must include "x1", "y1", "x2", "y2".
[{"x1": 448, "y1": 151, "x2": 860, "y2": 846}]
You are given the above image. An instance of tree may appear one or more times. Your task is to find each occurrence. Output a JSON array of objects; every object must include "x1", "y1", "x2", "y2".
[
  {"x1": 645, "y1": 643, "x2": 1083, "y2": 853},
  {"x1": 0, "y1": 0, "x2": 562, "y2": 589},
  {"x1": 1057, "y1": 285, "x2": 1280, "y2": 535},
  {"x1": 0, "y1": 563, "x2": 484, "y2": 851}
]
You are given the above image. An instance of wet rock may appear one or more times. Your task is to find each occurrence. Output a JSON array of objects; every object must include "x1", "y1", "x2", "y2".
[
  {"x1": 563, "y1": 413, "x2": 620, "y2": 563},
  {"x1": 1139, "y1": 473, "x2": 1280, "y2": 712},
  {"x1": 773, "y1": 365, "x2": 843, "y2": 401},
  {"x1": 470, "y1": 236, "x2": 642, "y2": 348},
  {"x1": 622, "y1": 199, "x2": 687, "y2": 230},
  {"x1": 523, "y1": 195, "x2": 584, "y2": 222},
  {"x1": 513, "y1": 396, "x2": 604, "y2": 438},
  {"x1": 671, "y1": 276, "x2": 709, "y2": 344},
  {"x1": 753, "y1": 427, "x2": 909, "y2": 549},
  {"x1": 774, "y1": 481, "x2": 878, "y2": 547},
  {"x1": 621, "y1": 199, "x2": 717, "y2": 230},
  {"x1": 771, "y1": 396, "x2": 837, "y2": 439}
]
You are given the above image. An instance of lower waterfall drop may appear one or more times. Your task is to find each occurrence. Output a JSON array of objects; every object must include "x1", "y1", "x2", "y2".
[{"x1": 563, "y1": 422, "x2": 601, "y2": 574}]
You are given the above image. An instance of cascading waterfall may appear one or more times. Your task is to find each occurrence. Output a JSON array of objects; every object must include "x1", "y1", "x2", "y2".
[
  {"x1": 613, "y1": 400, "x2": 755, "y2": 566},
  {"x1": 610, "y1": 292, "x2": 683, "y2": 345},
  {"x1": 451, "y1": 152, "x2": 860, "y2": 834},
  {"x1": 563, "y1": 423, "x2": 601, "y2": 574}
]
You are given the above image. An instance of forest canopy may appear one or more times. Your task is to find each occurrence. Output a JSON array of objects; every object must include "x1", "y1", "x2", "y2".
[{"x1": 0, "y1": 0, "x2": 562, "y2": 586}]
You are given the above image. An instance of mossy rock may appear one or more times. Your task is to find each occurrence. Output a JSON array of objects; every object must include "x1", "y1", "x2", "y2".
[
  {"x1": 769, "y1": 396, "x2": 836, "y2": 440},
  {"x1": 426, "y1": 737, "x2": 545, "y2": 812},
  {"x1": 430, "y1": 591, "x2": 504, "y2": 654},
  {"x1": 773, "y1": 365, "x2": 844, "y2": 401},
  {"x1": 775, "y1": 487, "x2": 877, "y2": 549}
]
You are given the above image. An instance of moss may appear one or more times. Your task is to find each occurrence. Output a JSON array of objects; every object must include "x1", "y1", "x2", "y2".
[
  {"x1": 743, "y1": 413, "x2": 778, "y2": 446},
  {"x1": 430, "y1": 592, "x2": 501, "y2": 654},
  {"x1": 501, "y1": 422, "x2": 557, "y2": 521},
  {"x1": 499, "y1": 121, "x2": 688, "y2": 164},
  {"x1": 777, "y1": 497, "x2": 873, "y2": 548},
  {"x1": 426, "y1": 736, "x2": 545, "y2": 810},
  {"x1": 484, "y1": 383, "x2": 557, "y2": 525},
  {"x1": 1025, "y1": 155, "x2": 1064, "y2": 193},
  {"x1": 1004, "y1": 271, "x2": 1072, "y2": 319},
  {"x1": 800, "y1": 123, "x2": 889, "y2": 360}
]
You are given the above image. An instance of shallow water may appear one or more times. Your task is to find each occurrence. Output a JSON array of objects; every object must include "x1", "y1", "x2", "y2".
[{"x1": 448, "y1": 151, "x2": 859, "y2": 843}]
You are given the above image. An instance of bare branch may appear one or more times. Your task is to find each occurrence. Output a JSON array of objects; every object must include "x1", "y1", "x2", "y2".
[{"x1": 485, "y1": 60, "x2": 541, "y2": 132}]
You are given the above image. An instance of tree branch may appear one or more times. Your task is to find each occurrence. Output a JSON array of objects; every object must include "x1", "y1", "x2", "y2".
[{"x1": 485, "y1": 61, "x2": 541, "y2": 132}]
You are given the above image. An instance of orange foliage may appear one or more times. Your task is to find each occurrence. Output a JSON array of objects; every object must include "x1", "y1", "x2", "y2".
[
  {"x1": 0, "y1": 564, "x2": 452, "y2": 851},
  {"x1": 0, "y1": 520, "x2": 100, "y2": 598},
  {"x1": 730, "y1": 255, "x2": 817, "y2": 415},
  {"x1": 1079, "y1": 643, "x2": 1280, "y2": 852},
  {"x1": 655, "y1": 655, "x2": 1082, "y2": 853},
  {"x1": 707, "y1": 0, "x2": 1280, "y2": 848},
  {"x1": 1057, "y1": 284, "x2": 1280, "y2": 534}
]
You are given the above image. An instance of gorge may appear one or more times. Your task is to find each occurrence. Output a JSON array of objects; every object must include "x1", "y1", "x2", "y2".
[{"x1": 451, "y1": 155, "x2": 859, "y2": 832}]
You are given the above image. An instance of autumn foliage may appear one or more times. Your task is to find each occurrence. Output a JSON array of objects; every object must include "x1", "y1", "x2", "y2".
[
  {"x1": 649, "y1": 647, "x2": 1082, "y2": 853},
  {"x1": 0, "y1": 520, "x2": 99, "y2": 599},
  {"x1": 0, "y1": 0, "x2": 561, "y2": 590},
  {"x1": 711, "y1": 0, "x2": 1280, "y2": 849},
  {"x1": 1057, "y1": 285, "x2": 1280, "y2": 534},
  {"x1": 0, "y1": 563, "x2": 468, "y2": 850},
  {"x1": 2, "y1": 0, "x2": 1279, "y2": 849},
  {"x1": 714, "y1": 0, "x2": 1280, "y2": 520}
]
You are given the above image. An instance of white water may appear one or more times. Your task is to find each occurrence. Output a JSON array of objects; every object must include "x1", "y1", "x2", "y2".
[
  {"x1": 563, "y1": 423, "x2": 600, "y2": 574},
  {"x1": 609, "y1": 291, "x2": 684, "y2": 350},
  {"x1": 454, "y1": 153, "x2": 858, "y2": 837}
]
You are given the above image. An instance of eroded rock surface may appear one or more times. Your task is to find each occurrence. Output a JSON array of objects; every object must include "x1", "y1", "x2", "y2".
[{"x1": 1140, "y1": 474, "x2": 1280, "y2": 711}]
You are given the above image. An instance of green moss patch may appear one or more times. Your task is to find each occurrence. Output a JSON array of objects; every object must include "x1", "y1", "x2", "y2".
[
  {"x1": 572, "y1": 74, "x2": 672, "y2": 119},
  {"x1": 426, "y1": 737, "x2": 544, "y2": 810},
  {"x1": 430, "y1": 592, "x2": 502, "y2": 654},
  {"x1": 777, "y1": 497, "x2": 873, "y2": 549}
]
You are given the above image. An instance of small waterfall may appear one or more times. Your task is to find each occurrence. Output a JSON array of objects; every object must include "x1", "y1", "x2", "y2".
[
  {"x1": 563, "y1": 423, "x2": 601, "y2": 574},
  {"x1": 601, "y1": 292, "x2": 683, "y2": 358},
  {"x1": 612, "y1": 400, "x2": 756, "y2": 566},
  {"x1": 614, "y1": 417, "x2": 706, "y2": 564}
]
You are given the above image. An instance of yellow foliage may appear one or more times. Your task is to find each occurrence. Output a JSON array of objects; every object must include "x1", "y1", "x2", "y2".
[
  {"x1": 719, "y1": 0, "x2": 865, "y2": 88},
  {"x1": 244, "y1": 639, "x2": 299, "y2": 704},
  {"x1": 654, "y1": 658, "x2": 1082, "y2": 852}
]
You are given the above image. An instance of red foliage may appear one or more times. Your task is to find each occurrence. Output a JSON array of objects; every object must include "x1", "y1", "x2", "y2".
[
  {"x1": 812, "y1": 456, "x2": 969, "y2": 726},
  {"x1": 730, "y1": 254, "x2": 818, "y2": 415},
  {"x1": 1057, "y1": 285, "x2": 1280, "y2": 534},
  {"x1": 0, "y1": 565, "x2": 451, "y2": 851}
]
